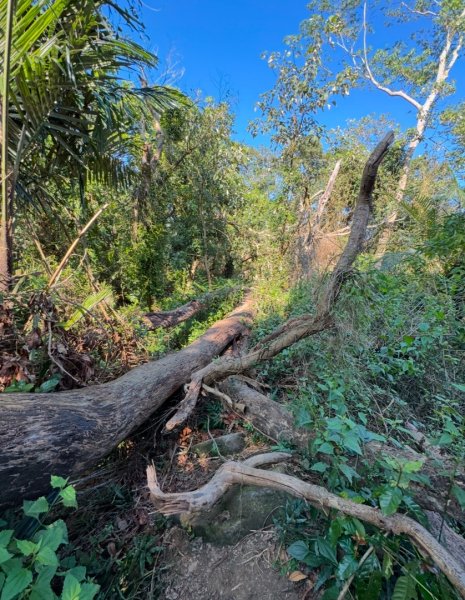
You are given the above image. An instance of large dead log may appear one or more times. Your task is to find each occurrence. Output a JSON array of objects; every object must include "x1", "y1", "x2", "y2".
[
  {"x1": 147, "y1": 453, "x2": 465, "y2": 597},
  {"x1": 143, "y1": 286, "x2": 241, "y2": 330},
  {"x1": 220, "y1": 378, "x2": 465, "y2": 521},
  {"x1": 0, "y1": 297, "x2": 254, "y2": 509}
]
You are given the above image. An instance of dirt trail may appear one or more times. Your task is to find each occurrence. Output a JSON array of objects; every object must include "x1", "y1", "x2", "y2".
[{"x1": 161, "y1": 527, "x2": 307, "y2": 600}]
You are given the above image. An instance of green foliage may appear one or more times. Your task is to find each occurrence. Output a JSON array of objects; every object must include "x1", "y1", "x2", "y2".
[
  {"x1": 266, "y1": 239, "x2": 464, "y2": 598},
  {"x1": 0, "y1": 478, "x2": 98, "y2": 600}
]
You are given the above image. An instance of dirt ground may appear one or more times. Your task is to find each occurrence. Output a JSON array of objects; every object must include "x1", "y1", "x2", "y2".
[{"x1": 161, "y1": 527, "x2": 310, "y2": 600}]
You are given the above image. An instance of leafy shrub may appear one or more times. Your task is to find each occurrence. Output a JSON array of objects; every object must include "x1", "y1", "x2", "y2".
[{"x1": 0, "y1": 477, "x2": 99, "y2": 600}]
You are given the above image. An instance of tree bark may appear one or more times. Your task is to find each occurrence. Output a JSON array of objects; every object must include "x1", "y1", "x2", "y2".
[
  {"x1": 0, "y1": 296, "x2": 254, "y2": 509},
  {"x1": 0, "y1": 178, "x2": 12, "y2": 293},
  {"x1": 301, "y1": 160, "x2": 341, "y2": 275},
  {"x1": 0, "y1": 1, "x2": 16, "y2": 293}
]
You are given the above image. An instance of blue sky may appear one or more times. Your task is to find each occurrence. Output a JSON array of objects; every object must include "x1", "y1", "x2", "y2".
[{"x1": 136, "y1": 0, "x2": 464, "y2": 153}]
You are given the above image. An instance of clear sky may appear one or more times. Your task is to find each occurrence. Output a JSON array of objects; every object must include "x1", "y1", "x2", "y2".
[{"x1": 137, "y1": 0, "x2": 464, "y2": 153}]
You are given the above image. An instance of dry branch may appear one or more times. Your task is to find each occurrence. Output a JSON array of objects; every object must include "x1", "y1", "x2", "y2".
[
  {"x1": 143, "y1": 286, "x2": 241, "y2": 330},
  {"x1": 47, "y1": 203, "x2": 109, "y2": 289},
  {"x1": 147, "y1": 452, "x2": 465, "y2": 597},
  {"x1": 0, "y1": 296, "x2": 254, "y2": 509},
  {"x1": 165, "y1": 131, "x2": 395, "y2": 432}
]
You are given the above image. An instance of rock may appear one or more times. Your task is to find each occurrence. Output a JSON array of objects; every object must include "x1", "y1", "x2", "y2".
[
  {"x1": 193, "y1": 432, "x2": 245, "y2": 457},
  {"x1": 181, "y1": 463, "x2": 292, "y2": 545}
]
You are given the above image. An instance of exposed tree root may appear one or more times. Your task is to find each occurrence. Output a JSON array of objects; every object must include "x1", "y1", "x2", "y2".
[
  {"x1": 147, "y1": 452, "x2": 465, "y2": 598},
  {"x1": 165, "y1": 131, "x2": 395, "y2": 432}
]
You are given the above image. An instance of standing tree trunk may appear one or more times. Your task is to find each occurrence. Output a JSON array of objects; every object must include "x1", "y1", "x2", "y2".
[
  {"x1": 132, "y1": 110, "x2": 164, "y2": 241},
  {"x1": 0, "y1": 0, "x2": 16, "y2": 293},
  {"x1": 0, "y1": 175, "x2": 13, "y2": 293},
  {"x1": 363, "y1": 3, "x2": 465, "y2": 256}
]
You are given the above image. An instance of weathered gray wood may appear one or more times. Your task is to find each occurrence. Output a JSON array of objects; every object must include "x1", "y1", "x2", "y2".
[
  {"x1": 147, "y1": 453, "x2": 465, "y2": 597},
  {"x1": 0, "y1": 298, "x2": 253, "y2": 509},
  {"x1": 143, "y1": 286, "x2": 241, "y2": 330}
]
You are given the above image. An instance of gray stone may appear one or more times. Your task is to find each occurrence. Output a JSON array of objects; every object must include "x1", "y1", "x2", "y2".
[
  {"x1": 193, "y1": 432, "x2": 245, "y2": 457},
  {"x1": 181, "y1": 463, "x2": 293, "y2": 545}
]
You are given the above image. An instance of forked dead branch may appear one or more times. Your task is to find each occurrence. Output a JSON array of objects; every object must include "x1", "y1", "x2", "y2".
[
  {"x1": 146, "y1": 453, "x2": 465, "y2": 597},
  {"x1": 165, "y1": 131, "x2": 396, "y2": 432}
]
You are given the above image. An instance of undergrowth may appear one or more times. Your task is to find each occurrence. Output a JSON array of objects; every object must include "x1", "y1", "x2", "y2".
[{"x1": 254, "y1": 240, "x2": 464, "y2": 598}]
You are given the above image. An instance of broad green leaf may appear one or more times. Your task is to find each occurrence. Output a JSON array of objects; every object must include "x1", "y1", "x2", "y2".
[
  {"x1": 392, "y1": 575, "x2": 417, "y2": 600},
  {"x1": 402, "y1": 461, "x2": 423, "y2": 474},
  {"x1": 36, "y1": 520, "x2": 68, "y2": 552},
  {"x1": 316, "y1": 538, "x2": 337, "y2": 565},
  {"x1": 287, "y1": 541, "x2": 309, "y2": 561},
  {"x1": 79, "y1": 582, "x2": 100, "y2": 600},
  {"x1": 382, "y1": 553, "x2": 394, "y2": 579},
  {"x1": 452, "y1": 485, "x2": 465, "y2": 509},
  {"x1": 402, "y1": 495, "x2": 428, "y2": 526},
  {"x1": 0, "y1": 549, "x2": 13, "y2": 566},
  {"x1": 30, "y1": 566, "x2": 57, "y2": 600},
  {"x1": 67, "y1": 567, "x2": 86, "y2": 582},
  {"x1": 23, "y1": 497, "x2": 49, "y2": 518},
  {"x1": 317, "y1": 442, "x2": 334, "y2": 455},
  {"x1": 61, "y1": 573, "x2": 81, "y2": 600},
  {"x1": 379, "y1": 487, "x2": 403, "y2": 516},
  {"x1": 29, "y1": 581, "x2": 56, "y2": 600},
  {"x1": 60, "y1": 486, "x2": 77, "y2": 509},
  {"x1": 336, "y1": 554, "x2": 359, "y2": 580},
  {"x1": 356, "y1": 571, "x2": 382, "y2": 600},
  {"x1": 0, "y1": 559, "x2": 22, "y2": 576},
  {"x1": 436, "y1": 433, "x2": 453, "y2": 446},
  {"x1": 452, "y1": 383, "x2": 465, "y2": 393},
  {"x1": 50, "y1": 476, "x2": 68, "y2": 489},
  {"x1": 311, "y1": 462, "x2": 328, "y2": 473},
  {"x1": 342, "y1": 433, "x2": 362, "y2": 455},
  {"x1": 36, "y1": 376, "x2": 61, "y2": 393},
  {"x1": 0, "y1": 568, "x2": 33, "y2": 600},
  {"x1": 4, "y1": 382, "x2": 34, "y2": 393},
  {"x1": 296, "y1": 408, "x2": 312, "y2": 427},
  {"x1": 0, "y1": 532, "x2": 13, "y2": 548},
  {"x1": 329, "y1": 519, "x2": 342, "y2": 545},
  {"x1": 321, "y1": 585, "x2": 341, "y2": 600},
  {"x1": 36, "y1": 546, "x2": 58, "y2": 567},
  {"x1": 358, "y1": 552, "x2": 381, "y2": 579},
  {"x1": 338, "y1": 463, "x2": 360, "y2": 484},
  {"x1": 15, "y1": 539, "x2": 37, "y2": 557}
]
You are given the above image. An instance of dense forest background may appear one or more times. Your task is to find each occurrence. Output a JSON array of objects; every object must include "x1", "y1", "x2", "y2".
[{"x1": 0, "y1": 1, "x2": 464, "y2": 599}]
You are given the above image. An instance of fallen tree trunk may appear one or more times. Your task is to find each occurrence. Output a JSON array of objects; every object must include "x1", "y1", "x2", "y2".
[
  {"x1": 219, "y1": 378, "x2": 465, "y2": 521},
  {"x1": 165, "y1": 131, "x2": 395, "y2": 432},
  {"x1": 143, "y1": 286, "x2": 241, "y2": 330},
  {"x1": 147, "y1": 453, "x2": 465, "y2": 597},
  {"x1": 0, "y1": 297, "x2": 254, "y2": 509}
]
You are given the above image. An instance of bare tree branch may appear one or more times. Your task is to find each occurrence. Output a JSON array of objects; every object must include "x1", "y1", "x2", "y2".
[
  {"x1": 147, "y1": 454, "x2": 465, "y2": 597},
  {"x1": 362, "y1": 3, "x2": 422, "y2": 111}
]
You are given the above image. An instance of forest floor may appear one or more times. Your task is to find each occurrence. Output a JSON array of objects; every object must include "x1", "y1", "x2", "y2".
[{"x1": 161, "y1": 527, "x2": 305, "y2": 600}]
